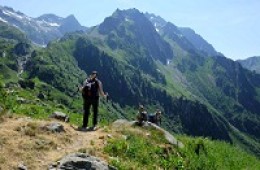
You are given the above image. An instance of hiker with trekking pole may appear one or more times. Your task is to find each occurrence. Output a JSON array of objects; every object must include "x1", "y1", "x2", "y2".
[{"x1": 78, "y1": 71, "x2": 107, "y2": 131}]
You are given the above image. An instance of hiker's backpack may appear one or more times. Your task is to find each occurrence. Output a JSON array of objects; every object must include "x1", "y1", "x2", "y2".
[
  {"x1": 82, "y1": 79, "x2": 99, "y2": 99},
  {"x1": 148, "y1": 114, "x2": 156, "y2": 123}
]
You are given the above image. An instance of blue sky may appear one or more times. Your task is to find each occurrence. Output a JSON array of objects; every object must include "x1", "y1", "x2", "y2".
[{"x1": 1, "y1": 0, "x2": 259, "y2": 60}]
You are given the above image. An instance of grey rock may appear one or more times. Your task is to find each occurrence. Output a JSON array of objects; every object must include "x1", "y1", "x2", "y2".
[
  {"x1": 107, "y1": 134, "x2": 113, "y2": 138},
  {"x1": 111, "y1": 119, "x2": 135, "y2": 129},
  {"x1": 17, "y1": 117, "x2": 32, "y2": 122},
  {"x1": 43, "y1": 122, "x2": 65, "y2": 133},
  {"x1": 112, "y1": 119, "x2": 184, "y2": 148},
  {"x1": 16, "y1": 97, "x2": 29, "y2": 104},
  {"x1": 48, "y1": 162, "x2": 58, "y2": 170},
  {"x1": 48, "y1": 168, "x2": 56, "y2": 170},
  {"x1": 148, "y1": 122, "x2": 184, "y2": 148},
  {"x1": 51, "y1": 153, "x2": 117, "y2": 170},
  {"x1": 18, "y1": 162, "x2": 27, "y2": 170},
  {"x1": 49, "y1": 111, "x2": 70, "y2": 122}
]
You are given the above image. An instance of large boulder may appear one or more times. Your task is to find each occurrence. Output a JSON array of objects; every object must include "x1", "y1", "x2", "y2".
[
  {"x1": 112, "y1": 119, "x2": 184, "y2": 148},
  {"x1": 147, "y1": 122, "x2": 184, "y2": 148},
  {"x1": 49, "y1": 153, "x2": 116, "y2": 170},
  {"x1": 111, "y1": 119, "x2": 135, "y2": 129},
  {"x1": 49, "y1": 111, "x2": 70, "y2": 122}
]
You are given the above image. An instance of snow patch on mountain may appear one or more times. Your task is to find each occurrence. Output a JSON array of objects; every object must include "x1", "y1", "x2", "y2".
[
  {"x1": 0, "y1": 16, "x2": 7, "y2": 23},
  {"x1": 167, "y1": 59, "x2": 171, "y2": 65},
  {"x1": 25, "y1": 16, "x2": 32, "y2": 21},
  {"x1": 48, "y1": 22, "x2": 60, "y2": 27},
  {"x1": 154, "y1": 23, "x2": 159, "y2": 32},
  {"x1": 36, "y1": 20, "x2": 60, "y2": 27},
  {"x1": 2, "y1": 10, "x2": 23, "y2": 19},
  {"x1": 0, "y1": 5, "x2": 87, "y2": 45},
  {"x1": 125, "y1": 18, "x2": 130, "y2": 22}
]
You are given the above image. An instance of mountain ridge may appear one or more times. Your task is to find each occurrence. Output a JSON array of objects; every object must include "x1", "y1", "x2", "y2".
[
  {"x1": 0, "y1": 5, "x2": 87, "y2": 45},
  {"x1": 238, "y1": 56, "x2": 260, "y2": 74},
  {"x1": 145, "y1": 12, "x2": 220, "y2": 57}
]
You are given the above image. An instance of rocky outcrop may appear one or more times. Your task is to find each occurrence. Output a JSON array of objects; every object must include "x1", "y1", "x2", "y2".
[
  {"x1": 42, "y1": 122, "x2": 65, "y2": 133},
  {"x1": 148, "y1": 122, "x2": 184, "y2": 148},
  {"x1": 111, "y1": 119, "x2": 135, "y2": 129},
  {"x1": 112, "y1": 119, "x2": 184, "y2": 148},
  {"x1": 49, "y1": 111, "x2": 70, "y2": 122},
  {"x1": 49, "y1": 153, "x2": 116, "y2": 170},
  {"x1": 18, "y1": 162, "x2": 27, "y2": 170}
]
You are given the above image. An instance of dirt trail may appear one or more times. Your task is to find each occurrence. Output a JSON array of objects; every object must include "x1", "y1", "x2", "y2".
[{"x1": 0, "y1": 116, "x2": 110, "y2": 169}]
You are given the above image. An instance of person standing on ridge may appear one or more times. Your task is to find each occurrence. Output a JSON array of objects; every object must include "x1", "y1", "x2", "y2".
[{"x1": 79, "y1": 71, "x2": 106, "y2": 131}]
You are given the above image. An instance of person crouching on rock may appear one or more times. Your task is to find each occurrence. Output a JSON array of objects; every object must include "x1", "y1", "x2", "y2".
[
  {"x1": 136, "y1": 105, "x2": 148, "y2": 126},
  {"x1": 148, "y1": 109, "x2": 162, "y2": 126}
]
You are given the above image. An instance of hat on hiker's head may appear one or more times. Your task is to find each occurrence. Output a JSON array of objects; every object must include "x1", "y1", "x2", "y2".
[
  {"x1": 139, "y1": 105, "x2": 144, "y2": 109},
  {"x1": 92, "y1": 70, "x2": 98, "y2": 75}
]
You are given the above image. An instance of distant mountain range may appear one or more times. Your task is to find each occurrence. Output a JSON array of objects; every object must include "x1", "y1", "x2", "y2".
[
  {"x1": 0, "y1": 5, "x2": 87, "y2": 45},
  {"x1": 0, "y1": 7, "x2": 260, "y2": 157},
  {"x1": 238, "y1": 56, "x2": 260, "y2": 74}
]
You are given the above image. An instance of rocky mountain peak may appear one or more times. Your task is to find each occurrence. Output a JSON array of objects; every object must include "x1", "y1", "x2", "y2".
[
  {"x1": 37, "y1": 13, "x2": 63, "y2": 24},
  {"x1": 0, "y1": 5, "x2": 87, "y2": 45},
  {"x1": 97, "y1": 8, "x2": 173, "y2": 64},
  {"x1": 145, "y1": 12, "x2": 167, "y2": 32},
  {"x1": 113, "y1": 8, "x2": 142, "y2": 18},
  {"x1": 59, "y1": 14, "x2": 85, "y2": 34}
]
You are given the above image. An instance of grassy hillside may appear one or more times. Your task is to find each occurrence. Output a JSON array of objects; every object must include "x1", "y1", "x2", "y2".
[
  {"x1": 0, "y1": 113, "x2": 259, "y2": 169},
  {"x1": 105, "y1": 127, "x2": 260, "y2": 170}
]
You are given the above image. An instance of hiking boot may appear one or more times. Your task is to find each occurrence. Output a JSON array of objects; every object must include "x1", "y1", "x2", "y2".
[
  {"x1": 78, "y1": 126, "x2": 89, "y2": 131},
  {"x1": 92, "y1": 126, "x2": 98, "y2": 131}
]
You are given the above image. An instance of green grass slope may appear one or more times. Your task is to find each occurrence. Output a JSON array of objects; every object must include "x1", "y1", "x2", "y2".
[{"x1": 104, "y1": 126, "x2": 260, "y2": 170}]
